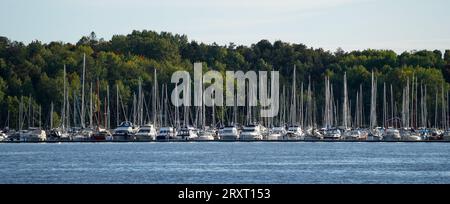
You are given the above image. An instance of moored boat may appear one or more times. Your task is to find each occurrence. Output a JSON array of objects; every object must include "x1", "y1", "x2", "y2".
[
  {"x1": 323, "y1": 128, "x2": 341, "y2": 140},
  {"x1": 91, "y1": 128, "x2": 113, "y2": 141},
  {"x1": 343, "y1": 130, "x2": 366, "y2": 141},
  {"x1": 196, "y1": 129, "x2": 215, "y2": 141},
  {"x1": 218, "y1": 126, "x2": 240, "y2": 140},
  {"x1": 134, "y1": 123, "x2": 157, "y2": 141},
  {"x1": 156, "y1": 127, "x2": 177, "y2": 141},
  {"x1": 382, "y1": 128, "x2": 400, "y2": 141},
  {"x1": 19, "y1": 127, "x2": 47, "y2": 141},
  {"x1": 112, "y1": 121, "x2": 137, "y2": 141},
  {"x1": 240, "y1": 124, "x2": 264, "y2": 140},
  {"x1": 177, "y1": 126, "x2": 198, "y2": 140},
  {"x1": 268, "y1": 127, "x2": 286, "y2": 140},
  {"x1": 285, "y1": 125, "x2": 304, "y2": 140}
]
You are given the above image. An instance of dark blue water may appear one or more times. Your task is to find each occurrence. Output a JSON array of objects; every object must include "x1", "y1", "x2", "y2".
[{"x1": 0, "y1": 142, "x2": 449, "y2": 184}]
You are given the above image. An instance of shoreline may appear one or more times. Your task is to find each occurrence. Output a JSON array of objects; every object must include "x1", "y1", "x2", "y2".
[{"x1": 1, "y1": 140, "x2": 449, "y2": 143}]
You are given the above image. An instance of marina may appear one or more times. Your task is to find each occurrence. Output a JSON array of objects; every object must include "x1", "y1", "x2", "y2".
[{"x1": 1, "y1": 58, "x2": 449, "y2": 143}]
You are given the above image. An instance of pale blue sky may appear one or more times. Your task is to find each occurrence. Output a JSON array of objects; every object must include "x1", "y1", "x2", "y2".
[{"x1": 1, "y1": 0, "x2": 449, "y2": 53}]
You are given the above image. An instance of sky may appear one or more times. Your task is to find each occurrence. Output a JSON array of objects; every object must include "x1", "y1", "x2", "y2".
[{"x1": 1, "y1": 0, "x2": 449, "y2": 53}]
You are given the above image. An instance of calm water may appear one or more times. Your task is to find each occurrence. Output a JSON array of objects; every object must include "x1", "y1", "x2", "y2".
[{"x1": 0, "y1": 142, "x2": 449, "y2": 184}]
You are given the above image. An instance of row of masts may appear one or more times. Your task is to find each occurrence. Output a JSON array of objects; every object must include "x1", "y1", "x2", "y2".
[{"x1": 10, "y1": 61, "x2": 450, "y2": 131}]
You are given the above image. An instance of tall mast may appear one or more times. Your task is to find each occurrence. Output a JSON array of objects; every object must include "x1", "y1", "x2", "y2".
[
  {"x1": 81, "y1": 53, "x2": 86, "y2": 128},
  {"x1": 383, "y1": 82, "x2": 386, "y2": 128},
  {"x1": 163, "y1": 84, "x2": 167, "y2": 126},
  {"x1": 116, "y1": 83, "x2": 119, "y2": 126},
  {"x1": 369, "y1": 72, "x2": 377, "y2": 129},
  {"x1": 97, "y1": 79, "x2": 100, "y2": 128},
  {"x1": 138, "y1": 79, "x2": 143, "y2": 126},
  {"x1": 153, "y1": 69, "x2": 157, "y2": 126},
  {"x1": 435, "y1": 89, "x2": 438, "y2": 128},
  {"x1": 411, "y1": 75, "x2": 414, "y2": 128},
  {"x1": 300, "y1": 82, "x2": 304, "y2": 127},
  {"x1": 212, "y1": 98, "x2": 216, "y2": 127},
  {"x1": 390, "y1": 84, "x2": 394, "y2": 127},
  {"x1": 62, "y1": 64, "x2": 66, "y2": 130},
  {"x1": 50, "y1": 102, "x2": 53, "y2": 130},
  {"x1": 104, "y1": 96, "x2": 107, "y2": 129},
  {"x1": 414, "y1": 76, "x2": 418, "y2": 128},
  {"x1": 360, "y1": 84, "x2": 364, "y2": 127},
  {"x1": 107, "y1": 84, "x2": 110, "y2": 129},
  {"x1": 342, "y1": 72, "x2": 349, "y2": 129},
  {"x1": 307, "y1": 77, "x2": 312, "y2": 128},
  {"x1": 445, "y1": 90, "x2": 450, "y2": 130},
  {"x1": 442, "y1": 83, "x2": 446, "y2": 129},
  {"x1": 89, "y1": 82, "x2": 93, "y2": 129},
  {"x1": 355, "y1": 92, "x2": 359, "y2": 128},
  {"x1": 202, "y1": 87, "x2": 206, "y2": 128},
  {"x1": 174, "y1": 84, "x2": 179, "y2": 128},
  {"x1": 73, "y1": 92, "x2": 76, "y2": 127},
  {"x1": 424, "y1": 85, "x2": 427, "y2": 128},
  {"x1": 66, "y1": 77, "x2": 70, "y2": 129},
  {"x1": 233, "y1": 87, "x2": 237, "y2": 126},
  {"x1": 291, "y1": 66, "x2": 297, "y2": 125}
]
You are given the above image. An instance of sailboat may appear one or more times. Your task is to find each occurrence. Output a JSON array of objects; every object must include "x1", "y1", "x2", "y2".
[
  {"x1": 196, "y1": 83, "x2": 215, "y2": 141},
  {"x1": 218, "y1": 86, "x2": 240, "y2": 140},
  {"x1": 157, "y1": 84, "x2": 178, "y2": 141},
  {"x1": 268, "y1": 84, "x2": 286, "y2": 140},
  {"x1": 240, "y1": 82, "x2": 264, "y2": 141},
  {"x1": 285, "y1": 66, "x2": 304, "y2": 140},
  {"x1": 68, "y1": 54, "x2": 94, "y2": 141},
  {"x1": 91, "y1": 79, "x2": 113, "y2": 141}
]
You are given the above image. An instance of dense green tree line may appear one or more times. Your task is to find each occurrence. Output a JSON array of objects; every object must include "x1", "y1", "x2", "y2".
[{"x1": 0, "y1": 30, "x2": 449, "y2": 129}]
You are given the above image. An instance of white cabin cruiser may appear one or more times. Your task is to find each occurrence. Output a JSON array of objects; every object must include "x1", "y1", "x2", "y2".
[
  {"x1": 134, "y1": 123, "x2": 157, "y2": 141},
  {"x1": 196, "y1": 129, "x2": 215, "y2": 141},
  {"x1": 240, "y1": 124, "x2": 264, "y2": 140},
  {"x1": 400, "y1": 128, "x2": 422, "y2": 141},
  {"x1": 323, "y1": 128, "x2": 342, "y2": 140},
  {"x1": 218, "y1": 126, "x2": 240, "y2": 140},
  {"x1": 285, "y1": 125, "x2": 304, "y2": 140},
  {"x1": 113, "y1": 121, "x2": 137, "y2": 141},
  {"x1": 177, "y1": 126, "x2": 198, "y2": 140},
  {"x1": 382, "y1": 128, "x2": 401, "y2": 141},
  {"x1": 156, "y1": 127, "x2": 177, "y2": 141},
  {"x1": 343, "y1": 130, "x2": 365, "y2": 140},
  {"x1": 19, "y1": 127, "x2": 47, "y2": 141},
  {"x1": 268, "y1": 127, "x2": 286, "y2": 140}
]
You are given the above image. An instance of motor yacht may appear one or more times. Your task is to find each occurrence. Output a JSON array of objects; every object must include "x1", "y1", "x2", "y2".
[
  {"x1": 240, "y1": 124, "x2": 264, "y2": 140},
  {"x1": 134, "y1": 123, "x2": 157, "y2": 141},
  {"x1": 156, "y1": 127, "x2": 177, "y2": 141},
  {"x1": 112, "y1": 121, "x2": 137, "y2": 141},
  {"x1": 268, "y1": 127, "x2": 286, "y2": 140},
  {"x1": 218, "y1": 126, "x2": 240, "y2": 140}
]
